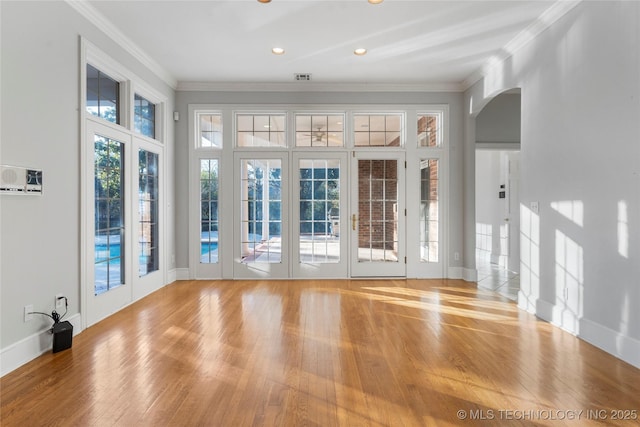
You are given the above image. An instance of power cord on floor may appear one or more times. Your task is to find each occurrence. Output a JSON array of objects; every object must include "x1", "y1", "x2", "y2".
[{"x1": 29, "y1": 296, "x2": 68, "y2": 331}]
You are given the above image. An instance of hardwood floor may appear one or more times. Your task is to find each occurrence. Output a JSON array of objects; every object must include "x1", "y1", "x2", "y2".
[{"x1": 2, "y1": 279, "x2": 639, "y2": 426}]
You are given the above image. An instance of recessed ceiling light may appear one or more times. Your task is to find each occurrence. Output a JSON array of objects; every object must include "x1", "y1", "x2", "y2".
[
  {"x1": 272, "y1": 47, "x2": 285, "y2": 55},
  {"x1": 354, "y1": 48, "x2": 367, "y2": 56},
  {"x1": 368, "y1": 0, "x2": 384, "y2": 3}
]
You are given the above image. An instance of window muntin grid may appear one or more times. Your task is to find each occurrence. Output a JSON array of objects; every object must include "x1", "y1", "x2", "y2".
[
  {"x1": 87, "y1": 64, "x2": 120, "y2": 124},
  {"x1": 417, "y1": 112, "x2": 443, "y2": 147},
  {"x1": 138, "y1": 150, "x2": 159, "y2": 275},
  {"x1": 295, "y1": 114, "x2": 344, "y2": 147},
  {"x1": 357, "y1": 159, "x2": 399, "y2": 262},
  {"x1": 134, "y1": 94, "x2": 156, "y2": 139},
  {"x1": 299, "y1": 159, "x2": 340, "y2": 263},
  {"x1": 197, "y1": 113, "x2": 223, "y2": 149},
  {"x1": 237, "y1": 114, "x2": 286, "y2": 147},
  {"x1": 200, "y1": 159, "x2": 219, "y2": 264},
  {"x1": 419, "y1": 159, "x2": 439, "y2": 262},
  {"x1": 241, "y1": 159, "x2": 282, "y2": 263},
  {"x1": 354, "y1": 114, "x2": 403, "y2": 147},
  {"x1": 94, "y1": 135, "x2": 125, "y2": 295}
]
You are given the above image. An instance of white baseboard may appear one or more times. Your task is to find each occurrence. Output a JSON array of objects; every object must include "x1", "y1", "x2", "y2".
[
  {"x1": 463, "y1": 268, "x2": 477, "y2": 282},
  {"x1": 167, "y1": 268, "x2": 177, "y2": 284},
  {"x1": 1, "y1": 313, "x2": 82, "y2": 377},
  {"x1": 579, "y1": 318, "x2": 640, "y2": 369},
  {"x1": 175, "y1": 268, "x2": 190, "y2": 280},
  {"x1": 447, "y1": 266, "x2": 462, "y2": 279},
  {"x1": 527, "y1": 298, "x2": 640, "y2": 369}
]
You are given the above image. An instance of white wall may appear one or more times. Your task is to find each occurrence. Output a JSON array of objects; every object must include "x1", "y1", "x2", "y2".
[
  {"x1": 475, "y1": 151, "x2": 503, "y2": 265},
  {"x1": 476, "y1": 93, "x2": 521, "y2": 144},
  {"x1": 464, "y1": 1, "x2": 640, "y2": 367},
  {"x1": 0, "y1": 1, "x2": 175, "y2": 374}
]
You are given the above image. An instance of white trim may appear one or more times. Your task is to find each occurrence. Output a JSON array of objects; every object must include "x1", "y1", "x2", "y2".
[
  {"x1": 177, "y1": 81, "x2": 464, "y2": 93},
  {"x1": 463, "y1": 267, "x2": 477, "y2": 282},
  {"x1": 476, "y1": 142, "x2": 521, "y2": 150},
  {"x1": 175, "y1": 268, "x2": 190, "y2": 281},
  {"x1": 447, "y1": 266, "x2": 463, "y2": 279},
  {"x1": 461, "y1": 0, "x2": 583, "y2": 90},
  {"x1": 0, "y1": 314, "x2": 82, "y2": 377},
  {"x1": 579, "y1": 318, "x2": 640, "y2": 369},
  {"x1": 519, "y1": 298, "x2": 640, "y2": 369},
  {"x1": 65, "y1": 1, "x2": 177, "y2": 89}
]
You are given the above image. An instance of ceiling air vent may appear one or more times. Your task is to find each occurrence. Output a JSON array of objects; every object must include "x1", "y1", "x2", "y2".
[{"x1": 294, "y1": 73, "x2": 311, "y2": 81}]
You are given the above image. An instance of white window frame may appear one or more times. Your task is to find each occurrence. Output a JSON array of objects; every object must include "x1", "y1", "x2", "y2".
[{"x1": 80, "y1": 38, "x2": 168, "y2": 328}]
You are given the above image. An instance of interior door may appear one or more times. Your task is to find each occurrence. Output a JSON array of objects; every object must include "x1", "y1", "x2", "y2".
[
  {"x1": 350, "y1": 152, "x2": 406, "y2": 277},
  {"x1": 292, "y1": 152, "x2": 348, "y2": 278}
]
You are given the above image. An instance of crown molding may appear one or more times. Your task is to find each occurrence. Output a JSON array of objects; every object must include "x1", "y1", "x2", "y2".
[
  {"x1": 461, "y1": 0, "x2": 583, "y2": 91},
  {"x1": 176, "y1": 81, "x2": 465, "y2": 93},
  {"x1": 65, "y1": 0, "x2": 178, "y2": 89}
]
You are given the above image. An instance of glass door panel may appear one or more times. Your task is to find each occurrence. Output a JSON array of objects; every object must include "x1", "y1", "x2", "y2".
[
  {"x1": 234, "y1": 153, "x2": 289, "y2": 278},
  {"x1": 132, "y1": 137, "x2": 164, "y2": 300},
  {"x1": 293, "y1": 153, "x2": 347, "y2": 278},
  {"x1": 351, "y1": 152, "x2": 405, "y2": 277},
  {"x1": 86, "y1": 121, "x2": 132, "y2": 327},
  {"x1": 407, "y1": 156, "x2": 444, "y2": 278}
]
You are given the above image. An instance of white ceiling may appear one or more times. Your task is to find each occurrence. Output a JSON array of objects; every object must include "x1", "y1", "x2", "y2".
[{"x1": 84, "y1": 0, "x2": 557, "y2": 90}]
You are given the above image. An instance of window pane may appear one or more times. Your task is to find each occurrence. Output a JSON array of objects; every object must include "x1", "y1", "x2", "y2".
[
  {"x1": 294, "y1": 114, "x2": 344, "y2": 147},
  {"x1": 94, "y1": 135, "x2": 124, "y2": 295},
  {"x1": 418, "y1": 113, "x2": 442, "y2": 147},
  {"x1": 237, "y1": 114, "x2": 287, "y2": 147},
  {"x1": 298, "y1": 159, "x2": 340, "y2": 264},
  {"x1": 139, "y1": 150, "x2": 159, "y2": 276},
  {"x1": 353, "y1": 114, "x2": 403, "y2": 147},
  {"x1": 357, "y1": 159, "x2": 398, "y2": 262},
  {"x1": 86, "y1": 64, "x2": 120, "y2": 124},
  {"x1": 200, "y1": 159, "x2": 219, "y2": 264},
  {"x1": 198, "y1": 113, "x2": 222, "y2": 148},
  {"x1": 134, "y1": 94, "x2": 156, "y2": 139},
  {"x1": 241, "y1": 159, "x2": 282, "y2": 263},
  {"x1": 420, "y1": 159, "x2": 439, "y2": 262}
]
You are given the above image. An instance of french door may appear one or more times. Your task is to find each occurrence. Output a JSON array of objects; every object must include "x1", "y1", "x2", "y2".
[
  {"x1": 350, "y1": 152, "x2": 406, "y2": 277},
  {"x1": 292, "y1": 152, "x2": 348, "y2": 278},
  {"x1": 85, "y1": 121, "x2": 164, "y2": 326},
  {"x1": 233, "y1": 152, "x2": 289, "y2": 278}
]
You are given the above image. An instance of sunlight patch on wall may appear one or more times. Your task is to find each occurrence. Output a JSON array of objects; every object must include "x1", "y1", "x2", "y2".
[
  {"x1": 554, "y1": 230, "x2": 584, "y2": 334},
  {"x1": 550, "y1": 200, "x2": 583, "y2": 227},
  {"x1": 618, "y1": 200, "x2": 629, "y2": 258},
  {"x1": 519, "y1": 204, "x2": 540, "y2": 312},
  {"x1": 475, "y1": 223, "x2": 493, "y2": 264}
]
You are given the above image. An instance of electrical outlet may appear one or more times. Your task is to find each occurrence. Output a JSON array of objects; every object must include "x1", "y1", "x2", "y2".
[
  {"x1": 454, "y1": 252, "x2": 460, "y2": 261},
  {"x1": 24, "y1": 305, "x2": 33, "y2": 322},
  {"x1": 55, "y1": 294, "x2": 65, "y2": 310}
]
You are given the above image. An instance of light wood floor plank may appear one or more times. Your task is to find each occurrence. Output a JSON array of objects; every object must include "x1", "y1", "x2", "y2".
[{"x1": 2, "y1": 279, "x2": 639, "y2": 426}]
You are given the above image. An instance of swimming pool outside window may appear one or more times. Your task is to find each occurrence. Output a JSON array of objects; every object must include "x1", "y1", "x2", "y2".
[
  {"x1": 200, "y1": 159, "x2": 219, "y2": 263},
  {"x1": 94, "y1": 135, "x2": 125, "y2": 295}
]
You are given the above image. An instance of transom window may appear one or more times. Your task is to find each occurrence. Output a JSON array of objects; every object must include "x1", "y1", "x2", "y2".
[
  {"x1": 417, "y1": 112, "x2": 443, "y2": 147},
  {"x1": 237, "y1": 114, "x2": 286, "y2": 147},
  {"x1": 134, "y1": 94, "x2": 156, "y2": 139},
  {"x1": 86, "y1": 64, "x2": 120, "y2": 124},
  {"x1": 197, "y1": 112, "x2": 223, "y2": 149},
  {"x1": 354, "y1": 113, "x2": 403, "y2": 147},
  {"x1": 295, "y1": 114, "x2": 344, "y2": 147}
]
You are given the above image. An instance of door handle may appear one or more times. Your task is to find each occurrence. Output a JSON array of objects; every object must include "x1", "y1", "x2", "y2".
[{"x1": 352, "y1": 214, "x2": 357, "y2": 231}]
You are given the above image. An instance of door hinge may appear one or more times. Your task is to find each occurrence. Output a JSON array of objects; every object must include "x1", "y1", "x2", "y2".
[
  {"x1": 404, "y1": 256, "x2": 407, "y2": 263},
  {"x1": 404, "y1": 208, "x2": 407, "y2": 216},
  {"x1": 352, "y1": 151, "x2": 355, "y2": 158},
  {"x1": 404, "y1": 161, "x2": 407, "y2": 168}
]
